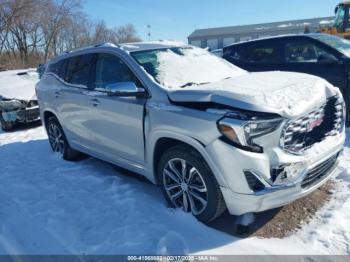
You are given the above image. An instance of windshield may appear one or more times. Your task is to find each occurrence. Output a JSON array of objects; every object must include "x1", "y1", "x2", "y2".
[
  {"x1": 334, "y1": 5, "x2": 346, "y2": 31},
  {"x1": 311, "y1": 34, "x2": 350, "y2": 57},
  {"x1": 131, "y1": 46, "x2": 246, "y2": 89}
]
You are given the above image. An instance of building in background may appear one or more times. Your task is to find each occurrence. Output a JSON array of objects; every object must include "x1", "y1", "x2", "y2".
[{"x1": 188, "y1": 17, "x2": 334, "y2": 50}]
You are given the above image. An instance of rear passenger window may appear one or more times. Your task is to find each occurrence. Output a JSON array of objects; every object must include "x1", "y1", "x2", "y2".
[
  {"x1": 94, "y1": 53, "x2": 141, "y2": 90},
  {"x1": 242, "y1": 46, "x2": 278, "y2": 63},
  {"x1": 224, "y1": 47, "x2": 242, "y2": 61},
  {"x1": 226, "y1": 44, "x2": 278, "y2": 63},
  {"x1": 65, "y1": 54, "x2": 93, "y2": 87},
  {"x1": 48, "y1": 60, "x2": 66, "y2": 79}
]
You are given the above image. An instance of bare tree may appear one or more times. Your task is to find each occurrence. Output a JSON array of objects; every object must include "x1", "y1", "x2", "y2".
[
  {"x1": 114, "y1": 24, "x2": 141, "y2": 43},
  {"x1": 41, "y1": 0, "x2": 82, "y2": 61},
  {"x1": 0, "y1": 0, "x2": 142, "y2": 69}
]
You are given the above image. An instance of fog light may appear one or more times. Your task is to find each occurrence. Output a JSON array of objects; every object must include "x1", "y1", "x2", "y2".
[{"x1": 244, "y1": 171, "x2": 265, "y2": 192}]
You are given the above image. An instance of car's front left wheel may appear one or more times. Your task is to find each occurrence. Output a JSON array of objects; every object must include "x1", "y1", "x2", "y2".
[
  {"x1": 158, "y1": 145, "x2": 226, "y2": 223},
  {"x1": 46, "y1": 116, "x2": 81, "y2": 161}
]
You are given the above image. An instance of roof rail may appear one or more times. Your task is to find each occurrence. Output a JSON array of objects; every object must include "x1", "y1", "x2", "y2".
[{"x1": 62, "y1": 42, "x2": 119, "y2": 55}]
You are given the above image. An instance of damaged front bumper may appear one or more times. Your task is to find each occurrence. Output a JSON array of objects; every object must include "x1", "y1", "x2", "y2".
[
  {"x1": 211, "y1": 128, "x2": 345, "y2": 216},
  {"x1": 2, "y1": 106, "x2": 40, "y2": 123},
  {"x1": 1, "y1": 99, "x2": 40, "y2": 123}
]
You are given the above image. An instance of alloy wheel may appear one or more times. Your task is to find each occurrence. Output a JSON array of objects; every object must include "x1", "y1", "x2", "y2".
[
  {"x1": 48, "y1": 122, "x2": 65, "y2": 154},
  {"x1": 163, "y1": 158, "x2": 208, "y2": 215}
]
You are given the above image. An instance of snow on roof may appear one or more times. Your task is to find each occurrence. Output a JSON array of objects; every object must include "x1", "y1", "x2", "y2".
[
  {"x1": 319, "y1": 20, "x2": 334, "y2": 25},
  {"x1": 277, "y1": 23, "x2": 293, "y2": 28},
  {"x1": 120, "y1": 40, "x2": 186, "y2": 52}
]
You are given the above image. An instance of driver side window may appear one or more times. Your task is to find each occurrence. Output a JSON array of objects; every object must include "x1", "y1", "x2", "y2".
[
  {"x1": 285, "y1": 41, "x2": 330, "y2": 63},
  {"x1": 94, "y1": 53, "x2": 142, "y2": 90}
]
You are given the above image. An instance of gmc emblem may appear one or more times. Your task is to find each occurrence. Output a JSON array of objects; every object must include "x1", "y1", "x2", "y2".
[{"x1": 307, "y1": 118, "x2": 324, "y2": 131}]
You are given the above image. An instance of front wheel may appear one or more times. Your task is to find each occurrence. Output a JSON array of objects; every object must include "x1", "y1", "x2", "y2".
[
  {"x1": 158, "y1": 145, "x2": 226, "y2": 223},
  {"x1": 46, "y1": 116, "x2": 82, "y2": 161}
]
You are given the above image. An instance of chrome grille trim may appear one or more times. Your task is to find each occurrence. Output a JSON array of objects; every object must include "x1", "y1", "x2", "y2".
[{"x1": 280, "y1": 96, "x2": 345, "y2": 155}]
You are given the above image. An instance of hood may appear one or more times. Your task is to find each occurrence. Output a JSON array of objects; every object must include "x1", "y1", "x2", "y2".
[
  {"x1": 0, "y1": 69, "x2": 39, "y2": 101},
  {"x1": 167, "y1": 71, "x2": 340, "y2": 118}
]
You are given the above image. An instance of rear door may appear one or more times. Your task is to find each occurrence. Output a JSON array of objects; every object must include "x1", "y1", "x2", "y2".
[
  {"x1": 86, "y1": 52, "x2": 147, "y2": 166},
  {"x1": 279, "y1": 37, "x2": 346, "y2": 91},
  {"x1": 224, "y1": 40, "x2": 283, "y2": 72},
  {"x1": 56, "y1": 54, "x2": 96, "y2": 150}
]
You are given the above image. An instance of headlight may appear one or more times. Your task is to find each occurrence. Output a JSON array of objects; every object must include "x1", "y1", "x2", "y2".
[{"x1": 218, "y1": 117, "x2": 283, "y2": 153}]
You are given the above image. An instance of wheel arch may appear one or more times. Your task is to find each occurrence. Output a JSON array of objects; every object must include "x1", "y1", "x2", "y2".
[
  {"x1": 148, "y1": 131, "x2": 226, "y2": 187},
  {"x1": 43, "y1": 110, "x2": 57, "y2": 129}
]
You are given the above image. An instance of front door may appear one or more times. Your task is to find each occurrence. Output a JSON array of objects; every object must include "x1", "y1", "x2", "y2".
[
  {"x1": 86, "y1": 52, "x2": 147, "y2": 166},
  {"x1": 279, "y1": 39, "x2": 346, "y2": 93}
]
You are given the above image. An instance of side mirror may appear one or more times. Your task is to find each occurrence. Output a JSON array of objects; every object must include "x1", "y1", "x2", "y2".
[
  {"x1": 335, "y1": 6, "x2": 339, "y2": 14},
  {"x1": 317, "y1": 54, "x2": 339, "y2": 64},
  {"x1": 104, "y1": 82, "x2": 147, "y2": 97}
]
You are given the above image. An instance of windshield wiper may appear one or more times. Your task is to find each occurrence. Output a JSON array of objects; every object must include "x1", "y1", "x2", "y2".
[{"x1": 180, "y1": 82, "x2": 210, "y2": 88}]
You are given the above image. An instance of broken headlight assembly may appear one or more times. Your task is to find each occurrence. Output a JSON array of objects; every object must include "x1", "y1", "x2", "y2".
[{"x1": 217, "y1": 111, "x2": 283, "y2": 153}]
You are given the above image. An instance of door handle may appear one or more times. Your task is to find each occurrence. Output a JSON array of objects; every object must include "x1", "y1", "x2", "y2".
[
  {"x1": 54, "y1": 91, "x2": 60, "y2": 98},
  {"x1": 91, "y1": 98, "x2": 101, "y2": 107}
]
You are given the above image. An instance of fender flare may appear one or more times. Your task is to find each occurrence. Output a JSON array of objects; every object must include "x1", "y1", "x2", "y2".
[{"x1": 146, "y1": 129, "x2": 228, "y2": 187}]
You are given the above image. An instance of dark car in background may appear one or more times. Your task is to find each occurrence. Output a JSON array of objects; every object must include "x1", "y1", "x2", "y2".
[{"x1": 223, "y1": 34, "x2": 350, "y2": 122}]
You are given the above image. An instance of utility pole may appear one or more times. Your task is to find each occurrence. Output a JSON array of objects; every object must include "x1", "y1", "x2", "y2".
[{"x1": 147, "y1": 25, "x2": 151, "y2": 41}]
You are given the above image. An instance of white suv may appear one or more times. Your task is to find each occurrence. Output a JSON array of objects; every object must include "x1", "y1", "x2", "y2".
[{"x1": 36, "y1": 42, "x2": 346, "y2": 223}]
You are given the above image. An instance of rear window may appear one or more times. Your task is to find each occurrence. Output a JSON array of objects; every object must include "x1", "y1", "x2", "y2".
[{"x1": 65, "y1": 54, "x2": 94, "y2": 87}]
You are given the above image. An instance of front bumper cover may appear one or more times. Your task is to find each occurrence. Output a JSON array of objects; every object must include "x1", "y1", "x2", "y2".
[
  {"x1": 221, "y1": 157, "x2": 340, "y2": 215},
  {"x1": 1, "y1": 106, "x2": 40, "y2": 123}
]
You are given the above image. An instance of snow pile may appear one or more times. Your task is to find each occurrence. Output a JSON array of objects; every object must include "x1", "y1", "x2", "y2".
[
  {"x1": 155, "y1": 47, "x2": 246, "y2": 88},
  {"x1": 0, "y1": 69, "x2": 39, "y2": 100},
  {"x1": 0, "y1": 126, "x2": 350, "y2": 255},
  {"x1": 305, "y1": 132, "x2": 345, "y2": 160},
  {"x1": 153, "y1": 47, "x2": 336, "y2": 117}
]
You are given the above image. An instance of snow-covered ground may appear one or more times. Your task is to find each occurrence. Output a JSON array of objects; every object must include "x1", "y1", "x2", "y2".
[{"x1": 0, "y1": 125, "x2": 349, "y2": 255}]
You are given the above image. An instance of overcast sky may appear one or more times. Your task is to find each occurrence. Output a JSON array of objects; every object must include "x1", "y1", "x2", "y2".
[{"x1": 84, "y1": 0, "x2": 340, "y2": 42}]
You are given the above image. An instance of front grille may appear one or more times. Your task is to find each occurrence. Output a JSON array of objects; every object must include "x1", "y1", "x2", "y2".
[
  {"x1": 301, "y1": 154, "x2": 338, "y2": 188},
  {"x1": 281, "y1": 96, "x2": 344, "y2": 154}
]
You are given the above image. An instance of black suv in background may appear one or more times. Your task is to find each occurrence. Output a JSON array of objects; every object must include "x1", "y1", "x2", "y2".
[{"x1": 223, "y1": 34, "x2": 350, "y2": 122}]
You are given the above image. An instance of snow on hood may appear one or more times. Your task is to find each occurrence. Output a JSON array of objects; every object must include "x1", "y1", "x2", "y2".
[
  {"x1": 168, "y1": 71, "x2": 340, "y2": 118},
  {"x1": 0, "y1": 69, "x2": 39, "y2": 101}
]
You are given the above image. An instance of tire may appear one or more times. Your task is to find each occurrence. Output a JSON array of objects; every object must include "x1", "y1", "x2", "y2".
[
  {"x1": 0, "y1": 115, "x2": 14, "y2": 132},
  {"x1": 158, "y1": 144, "x2": 226, "y2": 223},
  {"x1": 46, "y1": 116, "x2": 81, "y2": 161}
]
